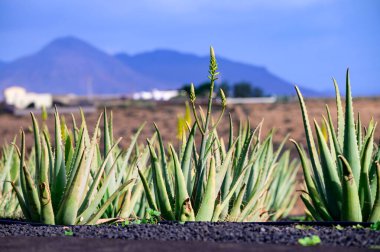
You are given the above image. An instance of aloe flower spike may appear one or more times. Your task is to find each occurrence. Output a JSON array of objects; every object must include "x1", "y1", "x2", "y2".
[{"x1": 189, "y1": 83, "x2": 205, "y2": 135}]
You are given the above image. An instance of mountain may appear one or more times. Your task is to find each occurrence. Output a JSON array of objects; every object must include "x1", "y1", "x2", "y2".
[
  {"x1": 0, "y1": 36, "x2": 318, "y2": 96},
  {"x1": 0, "y1": 37, "x2": 163, "y2": 95},
  {"x1": 115, "y1": 50, "x2": 318, "y2": 96}
]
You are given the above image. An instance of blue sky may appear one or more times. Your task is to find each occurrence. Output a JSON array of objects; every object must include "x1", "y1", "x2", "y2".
[{"x1": 0, "y1": 0, "x2": 379, "y2": 95}]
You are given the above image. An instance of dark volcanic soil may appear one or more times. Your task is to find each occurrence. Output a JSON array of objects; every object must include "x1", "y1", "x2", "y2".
[
  {"x1": 0, "y1": 237, "x2": 373, "y2": 252},
  {"x1": 0, "y1": 222, "x2": 378, "y2": 249}
]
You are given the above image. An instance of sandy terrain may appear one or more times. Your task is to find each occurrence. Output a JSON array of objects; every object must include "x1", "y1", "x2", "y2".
[{"x1": 2, "y1": 97, "x2": 380, "y2": 151}]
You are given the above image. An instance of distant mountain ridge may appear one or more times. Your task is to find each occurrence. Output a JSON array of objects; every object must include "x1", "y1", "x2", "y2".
[
  {"x1": 115, "y1": 50, "x2": 319, "y2": 96},
  {"x1": 0, "y1": 36, "x2": 318, "y2": 96}
]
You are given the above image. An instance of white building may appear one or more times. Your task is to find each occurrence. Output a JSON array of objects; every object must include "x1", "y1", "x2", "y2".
[
  {"x1": 132, "y1": 89, "x2": 179, "y2": 101},
  {"x1": 3, "y1": 86, "x2": 53, "y2": 109}
]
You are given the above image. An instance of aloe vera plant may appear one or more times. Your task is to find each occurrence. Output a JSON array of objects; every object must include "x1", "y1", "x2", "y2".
[
  {"x1": 0, "y1": 141, "x2": 22, "y2": 218},
  {"x1": 139, "y1": 47, "x2": 298, "y2": 222},
  {"x1": 97, "y1": 109, "x2": 153, "y2": 221},
  {"x1": 10, "y1": 109, "x2": 138, "y2": 225},
  {"x1": 293, "y1": 69, "x2": 380, "y2": 222}
]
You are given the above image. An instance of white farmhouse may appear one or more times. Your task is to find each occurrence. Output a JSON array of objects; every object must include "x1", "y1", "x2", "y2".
[
  {"x1": 132, "y1": 89, "x2": 179, "y2": 101},
  {"x1": 3, "y1": 86, "x2": 53, "y2": 109}
]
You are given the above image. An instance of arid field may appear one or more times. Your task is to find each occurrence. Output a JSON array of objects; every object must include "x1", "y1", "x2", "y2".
[{"x1": 1, "y1": 97, "x2": 380, "y2": 151}]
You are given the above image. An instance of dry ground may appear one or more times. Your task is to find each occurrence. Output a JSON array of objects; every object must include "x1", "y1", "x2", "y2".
[
  {"x1": 2, "y1": 97, "x2": 380, "y2": 153},
  {"x1": 1, "y1": 97, "x2": 380, "y2": 215}
]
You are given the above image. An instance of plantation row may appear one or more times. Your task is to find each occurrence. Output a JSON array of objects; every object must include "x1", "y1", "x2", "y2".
[{"x1": 0, "y1": 48, "x2": 379, "y2": 225}]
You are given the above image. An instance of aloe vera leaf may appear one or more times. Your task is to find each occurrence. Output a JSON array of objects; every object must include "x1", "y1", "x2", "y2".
[
  {"x1": 212, "y1": 167, "x2": 248, "y2": 221},
  {"x1": 356, "y1": 113, "x2": 363, "y2": 152},
  {"x1": 339, "y1": 155, "x2": 362, "y2": 221},
  {"x1": 103, "y1": 108, "x2": 112, "y2": 167},
  {"x1": 314, "y1": 120, "x2": 342, "y2": 218},
  {"x1": 370, "y1": 147, "x2": 380, "y2": 205},
  {"x1": 291, "y1": 140, "x2": 333, "y2": 220},
  {"x1": 39, "y1": 182, "x2": 55, "y2": 224},
  {"x1": 343, "y1": 70, "x2": 361, "y2": 185},
  {"x1": 322, "y1": 116, "x2": 336, "y2": 162},
  {"x1": 103, "y1": 109, "x2": 117, "y2": 202},
  {"x1": 0, "y1": 138, "x2": 15, "y2": 184},
  {"x1": 79, "y1": 109, "x2": 91, "y2": 147},
  {"x1": 271, "y1": 134, "x2": 289, "y2": 167},
  {"x1": 121, "y1": 123, "x2": 145, "y2": 171},
  {"x1": 14, "y1": 137, "x2": 39, "y2": 221},
  {"x1": 51, "y1": 110, "x2": 66, "y2": 211},
  {"x1": 39, "y1": 134, "x2": 55, "y2": 224},
  {"x1": 56, "y1": 149, "x2": 86, "y2": 225},
  {"x1": 192, "y1": 130, "x2": 212, "y2": 212},
  {"x1": 220, "y1": 162, "x2": 232, "y2": 203},
  {"x1": 228, "y1": 113, "x2": 234, "y2": 150},
  {"x1": 22, "y1": 163, "x2": 41, "y2": 222},
  {"x1": 65, "y1": 128, "x2": 85, "y2": 190},
  {"x1": 70, "y1": 113, "x2": 77, "y2": 138},
  {"x1": 247, "y1": 135, "x2": 272, "y2": 200},
  {"x1": 228, "y1": 183, "x2": 246, "y2": 220},
  {"x1": 282, "y1": 191, "x2": 299, "y2": 219},
  {"x1": 84, "y1": 179, "x2": 134, "y2": 225},
  {"x1": 333, "y1": 78, "x2": 345, "y2": 148},
  {"x1": 31, "y1": 113, "x2": 42, "y2": 182},
  {"x1": 269, "y1": 152, "x2": 291, "y2": 209},
  {"x1": 261, "y1": 132, "x2": 274, "y2": 179},
  {"x1": 213, "y1": 134, "x2": 222, "y2": 170},
  {"x1": 215, "y1": 138, "x2": 239, "y2": 194},
  {"x1": 77, "y1": 138, "x2": 122, "y2": 216},
  {"x1": 244, "y1": 147, "x2": 268, "y2": 201},
  {"x1": 7, "y1": 148, "x2": 20, "y2": 192},
  {"x1": 233, "y1": 120, "x2": 243, "y2": 168},
  {"x1": 362, "y1": 119, "x2": 375, "y2": 148},
  {"x1": 169, "y1": 144, "x2": 195, "y2": 221},
  {"x1": 294, "y1": 86, "x2": 326, "y2": 199},
  {"x1": 147, "y1": 140, "x2": 174, "y2": 220},
  {"x1": 42, "y1": 130, "x2": 54, "y2": 185},
  {"x1": 138, "y1": 167, "x2": 158, "y2": 211},
  {"x1": 243, "y1": 119, "x2": 251, "y2": 145},
  {"x1": 76, "y1": 151, "x2": 123, "y2": 222},
  {"x1": 180, "y1": 125, "x2": 187, "y2": 159},
  {"x1": 245, "y1": 138, "x2": 268, "y2": 201},
  {"x1": 196, "y1": 156, "x2": 216, "y2": 221},
  {"x1": 244, "y1": 188, "x2": 269, "y2": 222},
  {"x1": 325, "y1": 105, "x2": 343, "y2": 178},
  {"x1": 18, "y1": 132, "x2": 29, "y2": 209},
  {"x1": 154, "y1": 123, "x2": 174, "y2": 205},
  {"x1": 233, "y1": 130, "x2": 254, "y2": 183},
  {"x1": 64, "y1": 133, "x2": 74, "y2": 172},
  {"x1": 359, "y1": 126, "x2": 375, "y2": 220},
  {"x1": 368, "y1": 162, "x2": 380, "y2": 222},
  {"x1": 120, "y1": 169, "x2": 146, "y2": 218},
  {"x1": 181, "y1": 124, "x2": 196, "y2": 194},
  {"x1": 300, "y1": 194, "x2": 323, "y2": 221},
  {"x1": 238, "y1": 160, "x2": 275, "y2": 221},
  {"x1": 109, "y1": 110, "x2": 114, "y2": 146},
  {"x1": 10, "y1": 182, "x2": 31, "y2": 220}
]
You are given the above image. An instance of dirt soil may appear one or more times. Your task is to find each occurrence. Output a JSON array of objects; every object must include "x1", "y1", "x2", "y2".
[
  {"x1": 1, "y1": 97, "x2": 380, "y2": 216},
  {"x1": 2, "y1": 98, "x2": 380, "y2": 151}
]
